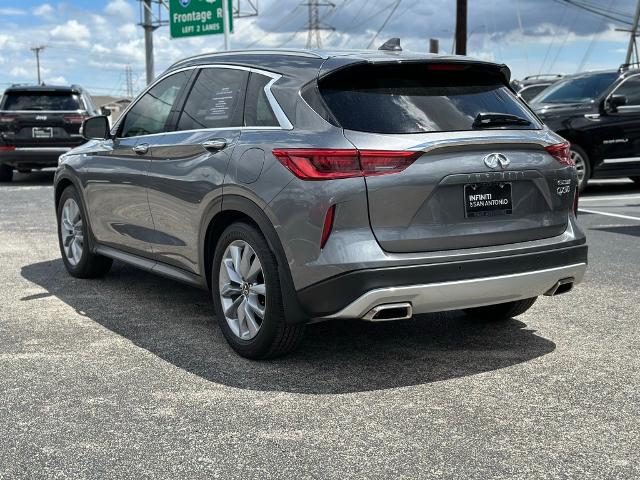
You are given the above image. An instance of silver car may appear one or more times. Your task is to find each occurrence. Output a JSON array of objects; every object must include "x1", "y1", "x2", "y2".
[{"x1": 54, "y1": 49, "x2": 587, "y2": 358}]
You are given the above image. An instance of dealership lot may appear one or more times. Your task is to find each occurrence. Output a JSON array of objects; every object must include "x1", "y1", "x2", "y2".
[{"x1": 1, "y1": 173, "x2": 639, "y2": 479}]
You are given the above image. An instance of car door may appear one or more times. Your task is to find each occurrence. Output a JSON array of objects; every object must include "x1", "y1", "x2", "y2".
[
  {"x1": 596, "y1": 74, "x2": 640, "y2": 169},
  {"x1": 82, "y1": 70, "x2": 190, "y2": 257},
  {"x1": 146, "y1": 66, "x2": 249, "y2": 274}
]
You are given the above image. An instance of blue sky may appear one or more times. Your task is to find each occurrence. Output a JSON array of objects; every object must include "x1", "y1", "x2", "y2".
[{"x1": 0, "y1": 0, "x2": 636, "y2": 97}]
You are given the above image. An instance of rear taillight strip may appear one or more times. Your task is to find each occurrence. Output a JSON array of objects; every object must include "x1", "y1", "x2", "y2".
[
  {"x1": 272, "y1": 148, "x2": 422, "y2": 180},
  {"x1": 545, "y1": 142, "x2": 573, "y2": 166}
]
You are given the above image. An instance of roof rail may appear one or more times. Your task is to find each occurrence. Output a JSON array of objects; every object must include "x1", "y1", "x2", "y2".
[
  {"x1": 167, "y1": 48, "x2": 325, "y2": 70},
  {"x1": 522, "y1": 74, "x2": 563, "y2": 80}
]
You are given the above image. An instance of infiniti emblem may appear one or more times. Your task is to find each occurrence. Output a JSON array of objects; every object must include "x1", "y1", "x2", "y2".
[{"x1": 483, "y1": 153, "x2": 510, "y2": 169}]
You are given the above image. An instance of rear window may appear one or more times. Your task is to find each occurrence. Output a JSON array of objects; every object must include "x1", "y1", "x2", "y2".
[
  {"x1": 1, "y1": 91, "x2": 82, "y2": 111},
  {"x1": 318, "y1": 63, "x2": 537, "y2": 134}
]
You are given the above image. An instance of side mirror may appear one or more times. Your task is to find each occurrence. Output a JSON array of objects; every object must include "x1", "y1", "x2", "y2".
[
  {"x1": 100, "y1": 106, "x2": 112, "y2": 116},
  {"x1": 607, "y1": 94, "x2": 628, "y2": 112},
  {"x1": 81, "y1": 116, "x2": 110, "y2": 140}
]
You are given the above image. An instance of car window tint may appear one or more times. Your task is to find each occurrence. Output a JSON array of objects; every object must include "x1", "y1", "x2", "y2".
[
  {"x1": 120, "y1": 71, "x2": 189, "y2": 138},
  {"x1": 1, "y1": 92, "x2": 81, "y2": 111},
  {"x1": 244, "y1": 73, "x2": 278, "y2": 127},
  {"x1": 319, "y1": 63, "x2": 538, "y2": 134},
  {"x1": 177, "y1": 68, "x2": 248, "y2": 131},
  {"x1": 520, "y1": 85, "x2": 548, "y2": 102},
  {"x1": 531, "y1": 72, "x2": 618, "y2": 105},
  {"x1": 614, "y1": 76, "x2": 640, "y2": 107}
]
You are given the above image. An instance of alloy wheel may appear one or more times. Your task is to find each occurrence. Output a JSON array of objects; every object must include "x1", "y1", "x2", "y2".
[
  {"x1": 60, "y1": 198, "x2": 84, "y2": 266},
  {"x1": 570, "y1": 148, "x2": 587, "y2": 188},
  {"x1": 218, "y1": 240, "x2": 267, "y2": 340}
]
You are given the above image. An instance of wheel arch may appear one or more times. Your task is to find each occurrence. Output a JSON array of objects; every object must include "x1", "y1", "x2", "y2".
[{"x1": 199, "y1": 195, "x2": 309, "y2": 324}]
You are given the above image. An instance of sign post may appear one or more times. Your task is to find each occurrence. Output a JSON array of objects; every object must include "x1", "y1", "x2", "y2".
[{"x1": 169, "y1": 0, "x2": 233, "y2": 44}]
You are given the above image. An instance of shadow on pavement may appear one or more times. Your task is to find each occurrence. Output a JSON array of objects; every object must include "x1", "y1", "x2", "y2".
[
  {"x1": 22, "y1": 258, "x2": 556, "y2": 394},
  {"x1": 1, "y1": 170, "x2": 55, "y2": 186}
]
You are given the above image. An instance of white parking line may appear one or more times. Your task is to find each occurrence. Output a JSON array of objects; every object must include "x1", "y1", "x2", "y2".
[
  {"x1": 579, "y1": 194, "x2": 640, "y2": 202},
  {"x1": 579, "y1": 208, "x2": 640, "y2": 222}
]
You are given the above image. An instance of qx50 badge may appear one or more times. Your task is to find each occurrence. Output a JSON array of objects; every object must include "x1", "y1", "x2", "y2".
[{"x1": 483, "y1": 153, "x2": 510, "y2": 170}]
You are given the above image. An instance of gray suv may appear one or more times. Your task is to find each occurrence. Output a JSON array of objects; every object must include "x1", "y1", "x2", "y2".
[{"x1": 54, "y1": 49, "x2": 588, "y2": 359}]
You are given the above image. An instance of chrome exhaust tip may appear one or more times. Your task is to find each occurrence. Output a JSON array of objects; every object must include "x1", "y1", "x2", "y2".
[
  {"x1": 544, "y1": 277, "x2": 575, "y2": 296},
  {"x1": 363, "y1": 302, "x2": 413, "y2": 321}
]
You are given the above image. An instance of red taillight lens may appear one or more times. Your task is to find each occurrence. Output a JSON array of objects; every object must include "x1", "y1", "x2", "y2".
[
  {"x1": 0, "y1": 115, "x2": 16, "y2": 123},
  {"x1": 320, "y1": 204, "x2": 336, "y2": 249},
  {"x1": 63, "y1": 115, "x2": 89, "y2": 124},
  {"x1": 272, "y1": 149, "x2": 420, "y2": 180},
  {"x1": 545, "y1": 142, "x2": 573, "y2": 166},
  {"x1": 0, "y1": 146, "x2": 15, "y2": 151}
]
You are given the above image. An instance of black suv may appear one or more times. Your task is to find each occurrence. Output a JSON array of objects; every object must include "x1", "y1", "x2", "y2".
[
  {"x1": 512, "y1": 74, "x2": 563, "y2": 103},
  {"x1": 530, "y1": 68, "x2": 640, "y2": 191},
  {"x1": 0, "y1": 84, "x2": 100, "y2": 182}
]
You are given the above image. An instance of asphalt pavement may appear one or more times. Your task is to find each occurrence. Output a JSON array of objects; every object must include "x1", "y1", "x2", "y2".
[{"x1": 1, "y1": 172, "x2": 639, "y2": 479}]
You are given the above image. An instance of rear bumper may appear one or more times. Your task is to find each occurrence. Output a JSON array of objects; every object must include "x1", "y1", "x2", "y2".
[
  {"x1": 0, "y1": 147, "x2": 74, "y2": 169},
  {"x1": 297, "y1": 244, "x2": 588, "y2": 318}
]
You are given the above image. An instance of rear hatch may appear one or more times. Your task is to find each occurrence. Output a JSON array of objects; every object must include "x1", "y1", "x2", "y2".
[
  {"x1": 318, "y1": 61, "x2": 575, "y2": 253},
  {"x1": 0, "y1": 89, "x2": 87, "y2": 147}
]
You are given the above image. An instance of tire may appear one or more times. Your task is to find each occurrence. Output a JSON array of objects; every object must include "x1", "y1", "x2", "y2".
[
  {"x1": 0, "y1": 164, "x2": 13, "y2": 182},
  {"x1": 211, "y1": 221, "x2": 305, "y2": 359},
  {"x1": 570, "y1": 144, "x2": 590, "y2": 193},
  {"x1": 57, "y1": 186, "x2": 112, "y2": 278},
  {"x1": 463, "y1": 297, "x2": 537, "y2": 322}
]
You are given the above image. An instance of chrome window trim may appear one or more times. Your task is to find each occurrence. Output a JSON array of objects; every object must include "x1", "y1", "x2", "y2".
[
  {"x1": 111, "y1": 64, "x2": 293, "y2": 138},
  {"x1": 606, "y1": 73, "x2": 640, "y2": 111}
]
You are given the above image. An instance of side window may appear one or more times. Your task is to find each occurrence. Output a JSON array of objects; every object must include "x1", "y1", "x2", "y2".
[
  {"x1": 614, "y1": 76, "x2": 640, "y2": 108},
  {"x1": 244, "y1": 73, "x2": 279, "y2": 127},
  {"x1": 120, "y1": 71, "x2": 189, "y2": 138},
  {"x1": 177, "y1": 68, "x2": 248, "y2": 131}
]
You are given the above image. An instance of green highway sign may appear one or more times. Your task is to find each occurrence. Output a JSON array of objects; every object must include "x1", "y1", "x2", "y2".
[{"x1": 169, "y1": 0, "x2": 233, "y2": 39}]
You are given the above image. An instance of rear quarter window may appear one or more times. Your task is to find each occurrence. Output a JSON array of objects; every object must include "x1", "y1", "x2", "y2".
[
  {"x1": 318, "y1": 63, "x2": 538, "y2": 134},
  {"x1": 1, "y1": 92, "x2": 82, "y2": 111}
]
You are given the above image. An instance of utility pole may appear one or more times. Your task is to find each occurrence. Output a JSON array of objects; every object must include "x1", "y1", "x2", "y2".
[
  {"x1": 625, "y1": 0, "x2": 640, "y2": 66},
  {"x1": 429, "y1": 38, "x2": 439, "y2": 54},
  {"x1": 455, "y1": 0, "x2": 467, "y2": 55},
  {"x1": 223, "y1": 0, "x2": 230, "y2": 50},
  {"x1": 304, "y1": 0, "x2": 334, "y2": 49},
  {"x1": 30, "y1": 45, "x2": 46, "y2": 84},
  {"x1": 142, "y1": 0, "x2": 155, "y2": 84}
]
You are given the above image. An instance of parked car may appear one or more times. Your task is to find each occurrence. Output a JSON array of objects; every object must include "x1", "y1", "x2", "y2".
[
  {"x1": 530, "y1": 67, "x2": 640, "y2": 191},
  {"x1": 54, "y1": 49, "x2": 587, "y2": 358},
  {"x1": 512, "y1": 74, "x2": 563, "y2": 103},
  {"x1": 0, "y1": 84, "x2": 100, "y2": 182}
]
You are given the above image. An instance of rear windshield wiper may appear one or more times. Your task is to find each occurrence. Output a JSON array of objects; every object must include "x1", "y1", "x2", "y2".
[{"x1": 473, "y1": 112, "x2": 532, "y2": 129}]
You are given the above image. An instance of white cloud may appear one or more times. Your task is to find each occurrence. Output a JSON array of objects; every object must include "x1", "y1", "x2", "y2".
[
  {"x1": 50, "y1": 20, "x2": 90, "y2": 42},
  {"x1": 33, "y1": 4, "x2": 54, "y2": 18},
  {"x1": 47, "y1": 75, "x2": 68, "y2": 85},
  {"x1": 9, "y1": 67, "x2": 30, "y2": 78},
  {"x1": 0, "y1": 8, "x2": 26, "y2": 16},
  {"x1": 92, "y1": 44, "x2": 111, "y2": 55},
  {"x1": 118, "y1": 23, "x2": 137, "y2": 38},
  {"x1": 105, "y1": 0, "x2": 135, "y2": 20}
]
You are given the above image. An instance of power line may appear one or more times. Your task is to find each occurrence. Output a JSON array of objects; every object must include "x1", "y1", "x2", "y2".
[
  {"x1": 577, "y1": 0, "x2": 617, "y2": 72},
  {"x1": 30, "y1": 45, "x2": 47, "y2": 85},
  {"x1": 550, "y1": 0, "x2": 632, "y2": 24},
  {"x1": 366, "y1": 0, "x2": 402, "y2": 49}
]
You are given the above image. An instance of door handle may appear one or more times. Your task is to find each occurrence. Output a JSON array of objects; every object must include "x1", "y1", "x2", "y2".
[
  {"x1": 201, "y1": 139, "x2": 227, "y2": 152},
  {"x1": 132, "y1": 143, "x2": 149, "y2": 155}
]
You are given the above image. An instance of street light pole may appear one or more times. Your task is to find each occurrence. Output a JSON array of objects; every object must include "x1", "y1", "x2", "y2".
[
  {"x1": 455, "y1": 0, "x2": 467, "y2": 55},
  {"x1": 143, "y1": 0, "x2": 155, "y2": 84},
  {"x1": 222, "y1": 0, "x2": 230, "y2": 51},
  {"x1": 30, "y1": 46, "x2": 46, "y2": 84}
]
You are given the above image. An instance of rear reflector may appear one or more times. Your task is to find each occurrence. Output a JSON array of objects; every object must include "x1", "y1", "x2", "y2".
[
  {"x1": 545, "y1": 142, "x2": 573, "y2": 166},
  {"x1": 0, "y1": 146, "x2": 15, "y2": 151},
  {"x1": 320, "y1": 204, "x2": 336, "y2": 249},
  {"x1": 63, "y1": 115, "x2": 89, "y2": 124},
  {"x1": 272, "y1": 149, "x2": 421, "y2": 180},
  {"x1": 0, "y1": 116, "x2": 16, "y2": 123}
]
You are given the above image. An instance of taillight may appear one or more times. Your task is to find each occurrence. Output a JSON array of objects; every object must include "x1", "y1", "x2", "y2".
[
  {"x1": 272, "y1": 149, "x2": 421, "y2": 180},
  {"x1": 545, "y1": 142, "x2": 573, "y2": 166},
  {"x1": 63, "y1": 115, "x2": 89, "y2": 124},
  {"x1": 0, "y1": 146, "x2": 16, "y2": 151},
  {"x1": 427, "y1": 64, "x2": 467, "y2": 71},
  {"x1": 320, "y1": 204, "x2": 336, "y2": 249},
  {"x1": 0, "y1": 115, "x2": 16, "y2": 123}
]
